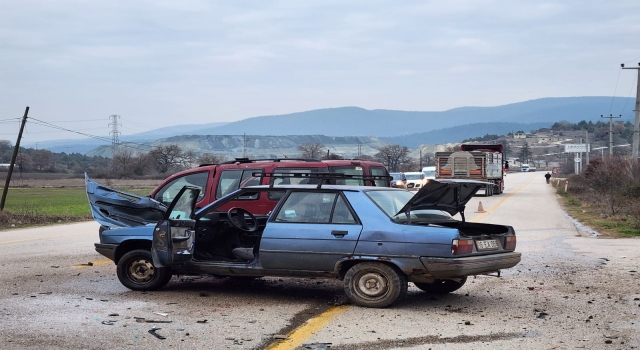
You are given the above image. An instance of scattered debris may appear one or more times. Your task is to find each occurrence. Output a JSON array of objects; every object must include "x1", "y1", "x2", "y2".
[
  {"x1": 464, "y1": 321, "x2": 472, "y2": 325},
  {"x1": 148, "y1": 328, "x2": 166, "y2": 340},
  {"x1": 527, "y1": 287, "x2": 534, "y2": 290},
  {"x1": 302, "y1": 343, "x2": 332, "y2": 349},
  {"x1": 154, "y1": 312, "x2": 169, "y2": 317},
  {"x1": 101, "y1": 320, "x2": 117, "y2": 325},
  {"x1": 274, "y1": 335, "x2": 289, "y2": 340},
  {"x1": 537, "y1": 312, "x2": 548, "y2": 319},
  {"x1": 108, "y1": 313, "x2": 119, "y2": 317},
  {"x1": 196, "y1": 319, "x2": 208, "y2": 324},
  {"x1": 50, "y1": 266, "x2": 59, "y2": 268},
  {"x1": 136, "y1": 319, "x2": 172, "y2": 324}
]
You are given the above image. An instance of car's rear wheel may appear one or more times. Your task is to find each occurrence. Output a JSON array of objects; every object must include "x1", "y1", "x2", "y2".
[
  {"x1": 344, "y1": 262, "x2": 407, "y2": 308},
  {"x1": 413, "y1": 277, "x2": 467, "y2": 294},
  {"x1": 117, "y1": 249, "x2": 172, "y2": 291}
]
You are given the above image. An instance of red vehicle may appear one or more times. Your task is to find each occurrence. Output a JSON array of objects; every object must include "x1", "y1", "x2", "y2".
[{"x1": 149, "y1": 158, "x2": 390, "y2": 215}]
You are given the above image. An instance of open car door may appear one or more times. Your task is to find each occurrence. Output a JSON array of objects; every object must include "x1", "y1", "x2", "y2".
[{"x1": 151, "y1": 186, "x2": 200, "y2": 268}]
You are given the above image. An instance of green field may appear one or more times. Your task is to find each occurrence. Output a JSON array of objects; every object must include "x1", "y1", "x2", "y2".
[{"x1": 2, "y1": 187, "x2": 154, "y2": 217}]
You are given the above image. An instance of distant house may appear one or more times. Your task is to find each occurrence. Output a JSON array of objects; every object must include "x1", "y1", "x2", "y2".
[
  {"x1": 514, "y1": 132, "x2": 526, "y2": 139},
  {"x1": 0, "y1": 163, "x2": 10, "y2": 169}
]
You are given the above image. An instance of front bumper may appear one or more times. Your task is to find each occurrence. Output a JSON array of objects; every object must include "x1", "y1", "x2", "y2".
[
  {"x1": 95, "y1": 243, "x2": 118, "y2": 262},
  {"x1": 420, "y1": 252, "x2": 521, "y2": 278}
]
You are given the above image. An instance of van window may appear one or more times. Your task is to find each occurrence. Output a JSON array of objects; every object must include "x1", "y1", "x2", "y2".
[
  {"x1": 328, "y1": 166, "x2": 364, "y2": 186},
  {"x1": 216, "y1": 169, "x2": 261, "y2": 199},
  {"x1": 370, "y1": 166, "x2": 389, "y2": 187},
  {"x1": 268, "y1": 168, "x2": 320, "y2": 200},
  {"x1": 154, "y1": 171, "x2": 208, "y2": 206}
]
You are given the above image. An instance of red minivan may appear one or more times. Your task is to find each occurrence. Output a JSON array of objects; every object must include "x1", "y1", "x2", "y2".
[{"x1": 149, "y1": 158, "x2": 390, "y2": 215}]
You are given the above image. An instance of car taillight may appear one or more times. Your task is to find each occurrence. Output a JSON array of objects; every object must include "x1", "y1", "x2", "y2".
[
  {"x1": 452, "y1": 239, "x2": 473, "y2": 255},
  {"x1": 504, "y1": 236, "x2": 516, "y2": 250}
]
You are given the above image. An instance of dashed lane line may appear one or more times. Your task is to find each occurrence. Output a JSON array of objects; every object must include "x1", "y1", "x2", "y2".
[
  {"x1": 266, "y1": 305, "x2": 350, "y2": 350},
  {"x1": 471, "y1": 178, "x2": 534, "y2": 222}
]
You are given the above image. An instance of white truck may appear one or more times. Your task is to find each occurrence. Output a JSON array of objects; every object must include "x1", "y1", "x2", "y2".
[{"x1": 435, "y1": 144, "x2": 506, "y2": 196}]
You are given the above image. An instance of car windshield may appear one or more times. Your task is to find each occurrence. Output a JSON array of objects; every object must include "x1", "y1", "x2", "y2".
[
  {"x1": 423, "y1": 170, "x2": 435, "y2": 178},
  {"x1": 365, "y1": 189, "x2": 453, "y2": 223},
  {"x1": 391, "y1": 173, "x2": 403, "y2": 180},
  {"x1": 404, "y1": 174, "x2": 422, "y2": 180}
]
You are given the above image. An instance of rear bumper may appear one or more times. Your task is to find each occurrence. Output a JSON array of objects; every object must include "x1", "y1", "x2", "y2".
[
  {"x1": 95, "y1": 243, "x2": 118, "y2": 262},
  {"x1": 420, "y1": 252, "x2": 521, "y2": 278}
]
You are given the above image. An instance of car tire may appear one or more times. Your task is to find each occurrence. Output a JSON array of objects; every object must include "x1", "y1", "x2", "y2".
[
  {"x1": 117, "y1": 249, "x2": 172, "y2": 291},
  {"x1": 413, "y1": 277, "x2": 467, "y2": 294},
  {"x1": 344, "y1": 262, "x2": 407, "y2": 308}
]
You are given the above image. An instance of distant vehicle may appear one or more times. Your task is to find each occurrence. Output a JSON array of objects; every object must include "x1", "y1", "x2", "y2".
[
  {"x1": 389, "y1": 172, "x2": 407, "y2": 189},
  {"x1": 421, "y1": 166, "x2": 436, "y2": 179},
  {"x1": 404, "y1": 172, "x2": 427, "y2": 191},
  {"x1": 435, "y1": 144, "x2": 506, "y2": 196},
  {"x1": 521, "y1": 164, "x2": 530, "y2": 172}
]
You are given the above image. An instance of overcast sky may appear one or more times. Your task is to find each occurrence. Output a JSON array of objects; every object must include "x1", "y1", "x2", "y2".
[{"x1": 1, "y1": 0, "x2": 640, "y2": 143}]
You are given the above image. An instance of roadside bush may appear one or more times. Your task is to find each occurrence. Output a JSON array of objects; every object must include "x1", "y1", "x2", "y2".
[{"x1": 582, "y1": 156, "x2": 634, "y2": 216}]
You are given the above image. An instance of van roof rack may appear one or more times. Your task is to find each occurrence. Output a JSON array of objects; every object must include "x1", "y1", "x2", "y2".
[
  {"x1": 252, "y1": 172, "x2": 392, "y2": 189},
  {"x1": 221, "y1": 158, "x2": 322, "y2": 165}
]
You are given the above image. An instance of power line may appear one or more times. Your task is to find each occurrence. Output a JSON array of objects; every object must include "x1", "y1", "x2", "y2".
[{"x1": 609, "y1": 67, "x2": 622, "y2": 115}]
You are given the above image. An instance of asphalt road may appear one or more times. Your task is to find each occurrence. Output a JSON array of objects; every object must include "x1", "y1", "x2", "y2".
[{"x1": 1, "y1": 171, "x2": 639, "y2": 349}]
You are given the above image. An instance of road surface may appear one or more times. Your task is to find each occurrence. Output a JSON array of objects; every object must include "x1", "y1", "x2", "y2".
[{"x1": 1, "y1": 171, "x2": 639, "y2": 349}]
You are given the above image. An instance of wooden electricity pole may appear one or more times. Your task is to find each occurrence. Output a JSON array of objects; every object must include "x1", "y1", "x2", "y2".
[{"x1": 1, "y1": 107, "x2": 29, "y2": 211}]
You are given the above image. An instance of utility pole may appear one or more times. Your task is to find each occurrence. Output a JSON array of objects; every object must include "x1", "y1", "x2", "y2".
[
  {"x1": 419, "y1": 148, "x2": 423, "y2": 170},
  {"x1": 622, "y1": 63, "x2": 640, "y2": 165},
  {"x1": 108, "y1": 115, "x2": 121, "y2": 152},
  {"x1": 1, "y1": 107, "x2": 29, "y2": 211},
  {"x1": 585, "y1": 130, "x2": 589, "y2": 166},
  {"x1": 601, "y1": 114, "x2": 621, "y2": 157},
  {"x1": 243, "y1": 133, "x2": 247, "y2": 158}
]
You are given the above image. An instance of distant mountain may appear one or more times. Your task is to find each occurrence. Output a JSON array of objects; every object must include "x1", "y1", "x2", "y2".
[
  {"x1": 382, "y1": 122, "x2": 552, "y2": 148},
  {"x1": 194, "y1": 97, "x2": 635, "y2": 137},
  {"x1": 28, "y1": 96, "x2": 636, "y2": 154}
]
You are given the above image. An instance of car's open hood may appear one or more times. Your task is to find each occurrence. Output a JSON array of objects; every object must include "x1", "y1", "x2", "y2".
[
  {"x1": 396, "y1": 179, "x2": 491, "y2": 218},
  {"x1": 85, "y1": 174, "x2": 167, "y2": 228}
]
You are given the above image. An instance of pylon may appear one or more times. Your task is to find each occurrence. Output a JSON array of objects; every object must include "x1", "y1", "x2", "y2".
[{"x1": 475, "y1": 201, "x2": 486, "y2": 213}]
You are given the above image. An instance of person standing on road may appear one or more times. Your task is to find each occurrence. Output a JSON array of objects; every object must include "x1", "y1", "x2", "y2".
[{"x1": 545, "y1": 172, "x2": 551, "y2": 184}]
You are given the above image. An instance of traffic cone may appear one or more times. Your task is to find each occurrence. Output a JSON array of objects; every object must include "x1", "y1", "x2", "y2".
[{"x1": 475, "y1": 201, "x2": 486, "y2": 213}]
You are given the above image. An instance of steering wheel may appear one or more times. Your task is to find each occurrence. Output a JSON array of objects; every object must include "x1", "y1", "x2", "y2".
[{"x1": 227, "y1": 207, "x2": 259, "y2": 233}]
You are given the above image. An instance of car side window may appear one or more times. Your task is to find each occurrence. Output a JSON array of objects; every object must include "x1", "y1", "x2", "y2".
[
  {"x1": 328, "y1": 166, "x2": 364, "y2": 186},
  {"x1": 268, "y1": 168, "x2": 320, "y2": 200},
  {"x1": 275, "y1": 192, "x2": 336, "y2": 223},
  {"x1": 154, "y1": 172, "x2": 208, "y2": 206},
  {"x1": 332, "y1": 195, "x2": 357, "y2": 224}
]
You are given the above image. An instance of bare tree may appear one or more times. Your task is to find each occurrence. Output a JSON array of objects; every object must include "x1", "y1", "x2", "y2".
[
  {"x1": 149, "y1": 144, "x2": 185, "y2": 174},
  {"x1": 375, "y1": 144, "x2": 410, "y2": 172},
  {"x1": 16, "y1": 153, "x2": 33, "y2": 173},
  {"x1": 197, "y1": 153, "x2": 227, "y2": 165},
  {"x1": 111, "y1": 147, "x2": 135, "y2": 175},
  {"x1": 182, "y1": 150, "x2": 197, "y2": 168},
  {"x1": 297, "y1": 143, "x2": 325, "y2": 159},
  {"x1": 132, "y1": 152, "x2": 153, "y2": 176},
  {"x1": 31, "y1": 149, "x2": 53, "y2": 171}
]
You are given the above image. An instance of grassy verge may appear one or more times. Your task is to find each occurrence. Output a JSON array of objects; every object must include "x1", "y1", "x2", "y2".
[
  {"x1": 0, "y1": 187, "x2": 155, "y2": 229},
  {"x1": 555, "y1": 189, "x2": 640, "y2": 237}
]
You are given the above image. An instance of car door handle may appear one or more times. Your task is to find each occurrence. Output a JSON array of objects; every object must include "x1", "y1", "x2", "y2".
[
  {"x1": 331, "y1": 230, "x2": 348, "y2": 238},
  {"x1": 172, "y1": 230, "x2": 193, "y2": 243}
]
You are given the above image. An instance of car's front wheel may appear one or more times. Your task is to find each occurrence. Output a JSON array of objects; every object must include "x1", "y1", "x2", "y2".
[
  {"x1": 344, "y1": 262, "x2": 407, "y2": 308},
  {"x1": 117, "y1": 249, "x2": 172, "y2": 291},
  {"x1": 413, "y1": 277, "x2": 467, "y2": 294}
]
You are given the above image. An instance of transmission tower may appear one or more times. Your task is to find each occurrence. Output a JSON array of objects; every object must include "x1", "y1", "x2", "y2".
[{"x1": 109, "y1": 115, "x2": 121, "y2": 150}]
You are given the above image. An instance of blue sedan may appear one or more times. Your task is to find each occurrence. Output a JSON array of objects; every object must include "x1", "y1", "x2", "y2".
[{"x1": 89, "y1": 176, "x2": 520, "y2": 308}]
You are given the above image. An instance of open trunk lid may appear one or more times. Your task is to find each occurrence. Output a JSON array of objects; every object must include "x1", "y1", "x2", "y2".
[{"x1": 396, "y1": 179, "x2": 490, "y2": 218}]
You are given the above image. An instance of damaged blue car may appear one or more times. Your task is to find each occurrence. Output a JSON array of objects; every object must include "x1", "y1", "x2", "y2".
[{"x1": 87, "y1": 173, "x2": 520, "y2": 308}]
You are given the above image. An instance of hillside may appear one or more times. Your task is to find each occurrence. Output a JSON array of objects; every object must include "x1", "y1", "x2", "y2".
[{"x1": 86, "y1": 135, "x2": 388, "y2": 159}]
